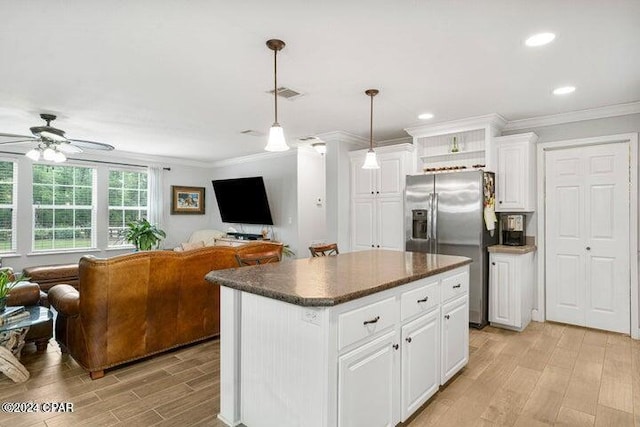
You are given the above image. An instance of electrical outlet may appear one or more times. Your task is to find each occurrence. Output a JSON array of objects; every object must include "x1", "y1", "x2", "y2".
[{"x1": 302, "y1": 308, "x2": 321, "y2": 325}]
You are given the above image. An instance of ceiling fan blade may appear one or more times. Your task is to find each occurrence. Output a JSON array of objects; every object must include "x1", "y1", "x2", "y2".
[
  {"x1": 0, "y1": 133, "x2": 37, "y2": 145},
  {"x1": 68, "y1": 139, "x2": 115, "y2": 151},
  {"x1": 0, "y1": 138, "x2": 38, "y2": 145},
  {"x1": 0, "y1": 132, "x2": 33, "y2": 139},
  {"x1": 57, "y1": 143, "x2": 83, "y2": 154}
]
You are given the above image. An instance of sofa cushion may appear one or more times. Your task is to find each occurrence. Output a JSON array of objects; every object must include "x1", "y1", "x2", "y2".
[{"x1": 181, "y1": 241, "x2": 205, "y2": 251}]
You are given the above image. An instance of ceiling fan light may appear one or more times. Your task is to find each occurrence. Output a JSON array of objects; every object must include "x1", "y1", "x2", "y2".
[
  {"x1": 362, "y1": 150, "x2": 380, "y2": 169},
  {"x1": 53, "y1": 150, "x2": 67, "y2": 163},
  {"x1": 265, "y1": 124, "x2": 289, "y2": 152},
  {"x1": 25, "y1": 148, "x2": 41, "y2": 161},
  {"x1": 43, "y1": 147, "x2": 57, "y2": 161}
]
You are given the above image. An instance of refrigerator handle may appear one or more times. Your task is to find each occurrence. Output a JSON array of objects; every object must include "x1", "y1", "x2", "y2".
[
  {"x1": 426, "y1": 193, "x2": 433, "y2": 240},
  {"x1": 432, "y1": 193, "x2": 438, "y2": 240}
]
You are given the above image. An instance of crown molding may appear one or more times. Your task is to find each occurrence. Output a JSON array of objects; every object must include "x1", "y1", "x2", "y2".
[
  {"x1": 405, "y1": 113, "x2": 507, "y2": 138},
  {"x1": 211, "y1": 148, "x2": 297, "y2": 168},
  {"x1": 348, "y1": 142, "x2": 414, "y2": 157},
  {"x1": 315, "y1": 131, "x2": 369, "y2": 148},
  {"x1": 503, "y1": 101, "x2": 640, "y2": 131},
  {"x1": 378, "y1": 136, "x2": 412, "y2": 147}
]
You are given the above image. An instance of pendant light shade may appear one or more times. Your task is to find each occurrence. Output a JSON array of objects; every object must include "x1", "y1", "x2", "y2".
[
  {"x1": 361, "y1": 89, "x2": 380, "y2": 170},
  {"x1": 265, "y1": 39, "x2": 290, "y2": 152}
]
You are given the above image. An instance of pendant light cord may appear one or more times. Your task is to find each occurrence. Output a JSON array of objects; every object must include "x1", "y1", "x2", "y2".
[
  {"x1": 369, "y1": 94, "x2": 374, "y2": 150},
  {"x1": 273, "y1": 48, "x2": 278, "y2": 124}
]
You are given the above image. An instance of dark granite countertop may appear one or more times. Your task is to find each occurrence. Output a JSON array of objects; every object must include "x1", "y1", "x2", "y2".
[{"x1": 205, "y1": 250, "x2": 472, "y2": 307}]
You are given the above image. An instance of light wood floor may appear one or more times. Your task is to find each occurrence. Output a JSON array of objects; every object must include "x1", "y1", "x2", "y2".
[{"x1": 0, "y1": 322, "x2": 638, "y2": 426}]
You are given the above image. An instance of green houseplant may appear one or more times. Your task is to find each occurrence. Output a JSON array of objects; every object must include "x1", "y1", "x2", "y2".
[
  {"x1": 0, "y1": 269, "x2": 28, "y2": 311},
  {"x1": 125, "y1": 218, "x2": 167, "y2": 251}
]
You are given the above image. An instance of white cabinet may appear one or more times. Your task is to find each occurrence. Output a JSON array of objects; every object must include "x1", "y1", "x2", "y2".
[
  {"x1": 494, "y1": 133, "x2": 537, "y2": 212},
  {"x1": 339, "y1": 330, "x2": 399, "y2": 427},
  {"x1": 401, "y1": 309, "x2": 440, "y2": 421},
  {"x1": 350, "y1": 145, "x2": 412, "y2": 251},
  {"x1": 489, "y1": 251, "x2": 535, "y2": 331},
  {"x1": 441, "y1": 295, "x2": 469, "y2": 384}
]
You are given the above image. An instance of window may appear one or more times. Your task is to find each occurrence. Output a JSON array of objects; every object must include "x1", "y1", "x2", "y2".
[
  {"x1": 32, "y1": 164, "x2": 96, "y2": 251},
  {"x1": 0, "y1": 160, "x2": 17, "y2": 253},
  {"x1": 108, "y1": 169, "x2": 148, "y2": 247}
]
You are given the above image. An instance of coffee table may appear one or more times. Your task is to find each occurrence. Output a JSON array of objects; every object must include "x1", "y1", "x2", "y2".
[{"x1": 0, "y1": 306, "x2": 53, "y2": 383}]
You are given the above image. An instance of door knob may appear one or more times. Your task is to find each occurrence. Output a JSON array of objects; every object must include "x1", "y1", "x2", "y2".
[
  {"x1": 586, "y1": 247, "x2": 591, "y2": 251},
  {"x1": 444, "y1": 315, "x2": 450, "y2": 320},
  {"x1": 406, "y1": 337, "x2": 412, "y2": 343},
  {"x1": 392, "y1": 344, "x2": 399, "y2": 350}
]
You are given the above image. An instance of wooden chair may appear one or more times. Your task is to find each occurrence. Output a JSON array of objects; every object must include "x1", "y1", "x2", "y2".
[
  {"x1": 309, "y1": 243, "x2": 339, "y2": 257},
  {"x1": 235, "y1": 250, "x2": 282, "y2": 266}
]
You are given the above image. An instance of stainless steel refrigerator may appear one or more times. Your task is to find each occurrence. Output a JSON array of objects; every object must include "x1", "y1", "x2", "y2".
[{"x1": 405, "y1": 170, "x2": 497, "y2": 328}]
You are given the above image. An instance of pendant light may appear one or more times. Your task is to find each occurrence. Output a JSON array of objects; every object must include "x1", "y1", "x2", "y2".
[
  {"x1": 362, "y1": 89, "x2": 380, "y2": 169},
  {"x1": 264, "y1": 39, "x2": 290, "y2": 152}
]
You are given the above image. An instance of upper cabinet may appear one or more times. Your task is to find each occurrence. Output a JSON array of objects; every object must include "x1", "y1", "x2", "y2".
[
  {"x1": 405, "y1": 114, "x2": 507, "y2": 174},
  {"x1": 351, "y1": 147, "x2": 409, "y2": 198},
  {"x1": 494, "y1": 133, "x2": 538, "y2": 212}
]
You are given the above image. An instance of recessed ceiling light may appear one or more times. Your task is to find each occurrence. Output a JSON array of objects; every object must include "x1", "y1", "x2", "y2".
[
  {"x1": 525, "y1": 32, "x2": 556, "y2": 47},
  {"x1": 553, "y1": 86, "x2": 576, "y2": 95},
  {"x1": 418, "y1": 113, "x2": 434, "y2": 120}
]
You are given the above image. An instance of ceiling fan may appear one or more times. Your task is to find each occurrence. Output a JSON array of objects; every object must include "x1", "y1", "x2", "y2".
[{"x1": 0, "y1": 113, "x2": 115, "y2": 163}]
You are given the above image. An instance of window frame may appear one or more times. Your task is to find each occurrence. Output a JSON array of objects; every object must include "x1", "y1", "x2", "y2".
[
  {"x1": 107, "y1": 167, "x2": 149, "y2": 248},
  {"x1": 31, "y1": 162, "x2": 98, "y2": 253},
  {"x1": 0, "y1": 157, "x2": 18, "y2": 254}
]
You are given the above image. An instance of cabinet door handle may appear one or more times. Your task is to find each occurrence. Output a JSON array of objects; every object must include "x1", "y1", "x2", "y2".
[
  {"x1": 417, "y1": 296, "x2": 429, "y2": 303},
  {"x1": 586, "y1": 247, "x2": 591, "y2": 251},
  {"x1": 371, "y1": 244, "x2": 374, "y2": 248},
  {"x1": 405, "y1": 337, "x2": 412, "y2": 343},
  {"x1": 491, "y1": 262, "x2": 496, "y2": 266},
  {"x1": 371, "y1": 191, "x2": 374, "y2": 195},
  {"x1": 363, "y1": 316, "x2": 380, "y2": 326},
  {"x1": 444, "y1": 314, "x2": 450, "y2": 320},
  {"x1": 453, "y1": 284, "x2": 461, "y2": 289},
  {"x1": 376, "y1": 191, "x2": 379, "y2": 194},
  {"x1": 376, "y1": 245, "x2": 380, "y2": 248},
  {"x1": 499, "y1": 201, "x2": 503, "y2": 204},
  {"x1": 392, "y1": 344, "x2": 399, "y2": 350}
]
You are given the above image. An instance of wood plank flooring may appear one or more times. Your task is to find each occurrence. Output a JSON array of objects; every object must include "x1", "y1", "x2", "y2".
[{"x1": 0, "y1": 321, "x2": 638, "y2": 426}]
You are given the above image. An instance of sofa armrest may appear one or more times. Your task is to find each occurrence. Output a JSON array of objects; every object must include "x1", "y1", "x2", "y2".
[
  {"x1": 48, "y1": 285, "x2": 80, "y2": 317},
  {"x1": 6, "y1": 282, "x2": 41, "y2": 306}
]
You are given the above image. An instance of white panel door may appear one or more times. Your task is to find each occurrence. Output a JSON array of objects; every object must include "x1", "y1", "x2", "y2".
[
  {"x1": 441, "y1": 295, "x2": 469, "y2": 384},
  {"x1": 401, "y1": 309, "x2": 439, "y2": 422},
  {"x1": 377, "y1": 153, "x2": 404, "y2": 197},
  {"x1": 377, "y1": 196, "x2": 404, "y2": 251},
  {"x1": 546, "y1": 143, "x2": 629, "y2": 333},
  {"x1": 352, "y1": 158, "x2": 375, "y2": 198},
  {"x1": 338, "y1": 330, "x2": 399, "y2": 427},
  {"x1": 496, "y1": 142, "x2": 526, "y2": 211},
  {"x1": 352, "y1": 198, "x2": 375, "y2": 251},
  {"x1": 489, "y1": 255, "x2": 515, "y2": 327}
]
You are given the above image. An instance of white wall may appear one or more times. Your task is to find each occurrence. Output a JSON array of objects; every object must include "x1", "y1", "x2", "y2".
[
  {"x1": 296, "y1": 148, "x2": 326, "y2": 254},
  {"x1": 210, "y1": 151, "x2": 300, "y2": 256},
  {"x1": 1, "y1": 151, "x2": 215, "y2": 272}
]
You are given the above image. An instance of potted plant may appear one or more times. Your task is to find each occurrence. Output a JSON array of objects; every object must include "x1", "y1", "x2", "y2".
[
  {"x1": 0, "y1": 269, "x2": 28, "y2": 312},
  {"x1": 124, "y1": 218, "x2": 167, "y2": 251}
]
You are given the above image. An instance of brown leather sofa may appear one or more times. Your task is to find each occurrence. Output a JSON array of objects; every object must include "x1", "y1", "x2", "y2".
[
  {"x1": 7, "y1": 281, "x2": 53, "y2": 352},
  {"x1": 47, "y1": 243, "x2": 282, "y2": 379}
]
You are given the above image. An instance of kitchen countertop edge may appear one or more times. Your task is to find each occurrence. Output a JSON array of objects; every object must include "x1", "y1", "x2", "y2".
[{"x1": 207, "y1": 257, "x2": 472, "y2": 307}]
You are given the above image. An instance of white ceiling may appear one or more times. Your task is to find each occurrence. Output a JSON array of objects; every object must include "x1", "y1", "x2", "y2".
[{"x1": 1, "y1": 0, "x2": 639, "y2": 162}]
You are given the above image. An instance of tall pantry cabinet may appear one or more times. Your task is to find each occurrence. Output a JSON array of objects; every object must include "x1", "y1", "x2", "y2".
[{"x1": 350, "y1": 144, "x2": 413, "y2": 252}]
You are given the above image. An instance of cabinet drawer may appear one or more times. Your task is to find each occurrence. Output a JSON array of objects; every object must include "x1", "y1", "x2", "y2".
[
  {"x1": 400, "y1": 280, "x2": 439, "y2": 321},
  {"x1": 339, "y1": 297, "x2": 398, "y2": 350},
  {"x1": 441, "y1": 270, "x2": 469, "y2": 303}
]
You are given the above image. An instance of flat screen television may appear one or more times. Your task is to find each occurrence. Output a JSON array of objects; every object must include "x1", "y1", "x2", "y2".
[{"x1": 211, "y1": 176, "x2": 274, "y2": 225}]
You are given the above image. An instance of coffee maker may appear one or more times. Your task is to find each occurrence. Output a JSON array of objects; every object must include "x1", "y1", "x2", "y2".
[{"x1": 500, "y1": 214, "x2": 526, "y2": 246}]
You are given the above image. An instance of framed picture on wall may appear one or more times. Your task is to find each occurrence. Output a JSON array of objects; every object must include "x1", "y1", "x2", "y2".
[{"x1": 171, "y1": 186, "x2": 205, "y2": 215}]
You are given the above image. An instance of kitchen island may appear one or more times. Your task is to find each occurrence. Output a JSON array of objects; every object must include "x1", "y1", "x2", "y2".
[{"x1": 206, "y1": 250, "x2": 471, "y2": 427}]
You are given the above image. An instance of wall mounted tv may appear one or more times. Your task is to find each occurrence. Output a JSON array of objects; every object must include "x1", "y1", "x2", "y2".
[{"x1": 211, "y1": 176, "x2": 274, "y2": 225}]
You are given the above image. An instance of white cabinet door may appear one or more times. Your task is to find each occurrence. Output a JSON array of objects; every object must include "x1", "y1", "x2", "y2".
[
  {"x1": 401, "y1": 309, "x2": 439, "y2": 422},
  {"x1": 496, "y1": 142, "x2": 526, "y2": 211},
  {"x1": 377, "y1": 153, "x2": 404, "y2": 197},
  {"x1": 441, "y1": 295, "x2": 469, "y2": 384},
  {"x1": 545, "y1": 142, "x2": 630, "y2": 334},
  {"x1": 351, "y1": 198, "x2": 376, "y2": 251},
  {"x1": 376, "y1": 196, "x2": 404, "y2": 251},
  {"x1": 489, "y1": 254, "x2": 516, "y2": 327},
  {"x1": 352, "y1": 158, "x2": 375, "y2": 198},
  {"x1": 338, "y1": 330, "x2": 399, "y2": 427}
]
